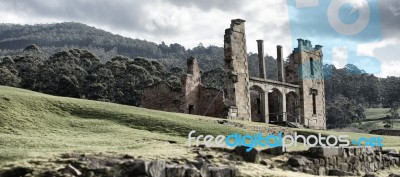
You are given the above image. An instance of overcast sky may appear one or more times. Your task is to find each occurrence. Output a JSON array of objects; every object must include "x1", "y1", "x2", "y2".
[{"x1": 0, "y1": 0, "x2": 399, "y2": 77}]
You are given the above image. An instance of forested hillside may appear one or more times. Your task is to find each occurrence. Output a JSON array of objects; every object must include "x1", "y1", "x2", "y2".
[
  {"x1": 0, "y1": 22, "x2": 277, "y2": 76},
  {"x1": 0, "y1": 22, "x2": 399, "y2": 129}
]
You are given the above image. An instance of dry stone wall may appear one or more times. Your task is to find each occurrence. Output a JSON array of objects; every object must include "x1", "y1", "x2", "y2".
[{"x1": 288, "y1": 146, "x2": 400, "y2": 176}]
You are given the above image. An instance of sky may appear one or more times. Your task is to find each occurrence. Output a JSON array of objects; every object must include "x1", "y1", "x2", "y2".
[{"x1": 0, "y1": 0, "x2": 399, "y2": 77}]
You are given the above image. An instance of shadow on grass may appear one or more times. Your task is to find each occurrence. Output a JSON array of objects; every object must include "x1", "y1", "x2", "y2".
[{"x1": 62, "y1": 106, "x2": 225, "y2": 138}]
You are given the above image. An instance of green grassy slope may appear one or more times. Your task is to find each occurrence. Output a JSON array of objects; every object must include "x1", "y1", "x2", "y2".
[
  {"x1": 1, "y1": 86, "x2": 399, "y2": 167},
  {"x1": 364, "y1": 108, "x2": 391, "y2": 120},
  {"x1": 0, "y1": 86, "x2": 256, "y2": 165},
  {"x1": 359, "y1": 108, "x2": 400, "y2": 131}
]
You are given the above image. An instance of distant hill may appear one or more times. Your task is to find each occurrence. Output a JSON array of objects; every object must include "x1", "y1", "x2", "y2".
[
  {"x1": 0, "y1": 22, "x2": 278, "y2": 77},
  {"x1": 0, "y1": 22, "x2": 162, "y2": 58}
]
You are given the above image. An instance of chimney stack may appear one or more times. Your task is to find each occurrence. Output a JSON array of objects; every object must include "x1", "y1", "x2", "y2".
[
  {"x1": 277, "y1": 45, "x2": 285, "y2": 82},
  {"x1": 257, "y1": 40, "x2": 266, "y2": 79}
]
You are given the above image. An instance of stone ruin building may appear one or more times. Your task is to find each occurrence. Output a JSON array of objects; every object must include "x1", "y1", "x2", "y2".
[
  {"x1": 141, "y1": 57, "x2": 226, "y2": 118},
  {"x1": 141, "y1": 19, "x2": 326, "y2": 129}
]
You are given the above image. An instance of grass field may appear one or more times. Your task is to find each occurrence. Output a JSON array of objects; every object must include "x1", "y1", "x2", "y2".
[
  {"x1": 364, "y1": 108, "x2": 391, "y2": 120},
  {"x1": 1, "y1": 85, "x2": 399, "y2": 173},
  {"x1": 358, "y1": 108, "x2": 400, "y2": 131},
  {"x1": 0, "y1": 86, "x2": 260, "y2": 166}
]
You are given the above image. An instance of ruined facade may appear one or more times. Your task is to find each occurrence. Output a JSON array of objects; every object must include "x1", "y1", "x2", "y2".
[
  {"x1": 141, "y1": 19, "x2": 326, "y2": 129},
  {"x1": 224, "y1": 19, "x2": 326, "y2": 129},
  {"x1": 141, "y1": 57, "x2": 226, "y2": 118}
]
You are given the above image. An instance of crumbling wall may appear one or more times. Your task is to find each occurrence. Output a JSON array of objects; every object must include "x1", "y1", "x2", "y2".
[
  {"x1": 195, "y1": 86, "x2": 225, "y2": 117},
  {"x1": 224, "y1": 19, "x2": 251, "y2": 120},
  {"x1": 142, "y1": 57, "x2": 228, "y2": 118},
  {"x1": 180, "y1": 57, "x2": 202, "y2": 114},
  {"x1": 141, "y1": 82, "x2": 181, "y2": 112}
]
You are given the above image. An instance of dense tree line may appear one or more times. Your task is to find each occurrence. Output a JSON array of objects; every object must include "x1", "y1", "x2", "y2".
[
  {"x1": 0, "y1": 45, "x2": 181, "y2": 105},
  {"x1": 323, "y1": 64, "x2": 400, "y2": 128}
]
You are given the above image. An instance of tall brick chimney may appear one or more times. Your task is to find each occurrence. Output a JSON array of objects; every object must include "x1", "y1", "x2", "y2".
[
  {"x1": 257, "y1": 40, "x2": 266, "y2": 79},
  {"x1": 277, "y1": 45, "x2": 285, "y2": 82}
]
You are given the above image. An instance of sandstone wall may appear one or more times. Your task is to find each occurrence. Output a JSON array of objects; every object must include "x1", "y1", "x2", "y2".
[
  {"x1": 224, "y1": 19, "x2": 251, "y2": 120},
  {"x1": 141, "y1": 82, "x2": 181, "y2": 112},
  {"x1": 180, "y1": 57, "x2": 201, "y2": 114},
  {"x1": 196, "y1": 86, "x2": 225, "y2": 118},
  {"x1": 287, "y1": 39, "x2": 326, "y2": 129},
  {"x1": 288, "y1": 146, "x2": 400, "y2": 176}
]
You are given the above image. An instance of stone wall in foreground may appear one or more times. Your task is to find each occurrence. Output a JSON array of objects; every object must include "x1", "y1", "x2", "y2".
[{"x1": 288, "y1": 146, "x2": 400, "y2": 176}]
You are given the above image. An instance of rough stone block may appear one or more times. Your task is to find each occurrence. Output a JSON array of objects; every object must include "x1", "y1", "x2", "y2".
[
  {"x1": 363, "y1": 173, "x2": 378, "y2": 177},
  {"x1": 208, "y1": 166, "x2": 237, "y2": 177},
  {"x1": 184, "y1": 167, "x2": 202, "y2": 177},
  {"x1": 350, "y1": 156, "x2": 360, "y2": 164},
  {"x1": 365, "y1": 146, "x2": 380, "y2": 155},
  {"x1": 312, "y1": 159, "x2": 320, "y2": 168},
  {"x1": 233, "y1": 146, "x2": 259, "y2": 163},
  {"x1": 318, "y1": 166, "x2": 326, "y2": 175},
  {"x1": 146, "y1": 160, "x2": 166, "y2": 177},
  {"x1": 165, "y1": 165, "x2": 186, "y2": 177},
  {"x1": 389, "y1": 173, "x2": 400, "y2": 177},
  {"x1": 338, "y1": 163, "x2": 349, "y2": 171},
  {"x1": 288, "y1": 155, "x2": 312, "y2": 167},
  {"x1": 369, "y1": 162, "x2": 375, "y2": 172},
  {"x1": 328, "y1": 169, "x2": 356, "y2": 176},
  {"x1": 124, "y1": 160, "x2": 149, "y2": 176},
  {"x1": 309, "y1": 147, "x2": 342, "y2": 158},
  {"x1": 319, "y1": 158, "x2": 325, "y2": 166},
  {"x1": 261, "y1": 146, "x2": 285, "y2": 156},
  {"x1": 353, "y1": 163, "x2": 361, "y2": 172},
  {"x1": 303, "y1": 167, "x2": 314, "y2": 175}
]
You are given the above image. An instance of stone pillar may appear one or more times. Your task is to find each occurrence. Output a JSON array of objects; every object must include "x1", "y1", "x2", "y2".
[
  {"x1": 257, "y1": 40, "x2": 266, "y2": 79},
  {"x1": 263, "y1": 92, "x2": 269, "y2": 123},
  {"x1": 281, "y1": 92, "x2": 287, "y2": 122},
  {"x1": 277, "y1": 45, "x2": 285, "y2": 82}
]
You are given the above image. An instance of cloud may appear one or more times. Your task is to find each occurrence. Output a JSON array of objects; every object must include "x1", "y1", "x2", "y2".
[
  {"x1": 332, "y1": 46, "x2": 348, "y2": 68},
  {"x1": 379, "y1": 0, "x2": 400, "y2": 38},
  {"x1": 0, "y1": 0, "x2": 398, "y2": 76},
  {"x1": 164, "y1": 0, "x2": 246, "y2": 12},
  {"x1": 0, "y1": 0, "x2": 179, "y2": 36}
]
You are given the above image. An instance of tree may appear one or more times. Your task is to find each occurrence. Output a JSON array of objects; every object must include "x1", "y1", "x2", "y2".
[
  {"x1": 326, "y1": 94, "x2": 366, "y2": 129},
  {"x1": 0, "y1": 66, "x2": 20, "y2": 87},
  {"x1": 381, "y1": 77, "x2": 400, "y2": 107}
]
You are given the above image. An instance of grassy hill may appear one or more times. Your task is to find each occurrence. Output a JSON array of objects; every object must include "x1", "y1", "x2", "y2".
[
  {"x1": 365, "y1": 108, "x2": 391, "y2": 120},
  {"x1": 0, "y1": 85, "x2": 258, "y2": 165},
  {"x1": 357, "y1": 108, "x2": 400, "y2": 131},
  {"x1": 1, "y1": 85, "x2": 400, "y2": 169}
]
